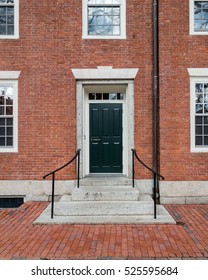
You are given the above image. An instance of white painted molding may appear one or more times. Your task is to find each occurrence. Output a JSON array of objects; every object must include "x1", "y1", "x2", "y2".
[
  {"x1": 72, "y1": 67, "x2": 139, "y2": 80},
  {"x1": 0, "y1": 71, "x2": 21, "y2": 79},
  {"x1": 188, "y1": 68, "x2": 208, "y2": 77}
]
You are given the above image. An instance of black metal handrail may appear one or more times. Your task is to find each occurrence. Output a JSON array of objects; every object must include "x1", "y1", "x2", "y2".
[
  {"x1": 43, "y1": 149, "x2": 81, "y2": 219},
  {"x1": 131, "y1": 149, "x2": 164, "y2": 219}
]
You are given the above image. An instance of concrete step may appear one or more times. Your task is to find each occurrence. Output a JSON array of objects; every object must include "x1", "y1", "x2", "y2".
[
  {"x1": 71, "y1": 186, "x2": 139, "y2": 201},
  {"x1": 79, "y1": 176, "x2": 132, "y2": 187},
  {"x1": 54, "y1": 201, "x2": 155, "y2": 216},
  {"x1": 34, "y1": 203, "x2": 176, "y2": 224},
  {"x1": 33, "y1": 179, "x2": 176, "y2": 225}
]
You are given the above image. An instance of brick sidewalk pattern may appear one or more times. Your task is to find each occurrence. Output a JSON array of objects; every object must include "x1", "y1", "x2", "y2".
[{"x1": 0, "y1": 202, "x2": 207, "y2": 259}]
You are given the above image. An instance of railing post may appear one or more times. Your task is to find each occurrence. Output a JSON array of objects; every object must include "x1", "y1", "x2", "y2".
[
  {"x1": 132, "y1": 149, "x2": 135, "y2": 188},
  {"x1": 51, "y1": 172, "x2": 55, "y2": 219},
  {"x1": 77, "y1": 149, "x2": 80, "y2": 188},
  {"x1": 153, "y1": 173, "x2": 157, "y2": 219}
]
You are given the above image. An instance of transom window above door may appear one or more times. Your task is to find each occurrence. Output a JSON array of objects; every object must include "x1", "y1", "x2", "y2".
[
  {"x1": 88, "y1": 92, "x2": 123, "y2": 100},
  {"x1": 82, "y1": 0, "x2": 126, "y2": 39}
]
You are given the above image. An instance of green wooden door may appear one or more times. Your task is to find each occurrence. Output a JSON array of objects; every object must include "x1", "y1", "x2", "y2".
[{"x1": 90, "y1": 103, "x2": 122, "y2": 173}]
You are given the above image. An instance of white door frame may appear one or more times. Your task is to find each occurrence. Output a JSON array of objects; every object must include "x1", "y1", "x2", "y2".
[{"x1": 72, "y1": 67, "x2": 139, "y2": 178}]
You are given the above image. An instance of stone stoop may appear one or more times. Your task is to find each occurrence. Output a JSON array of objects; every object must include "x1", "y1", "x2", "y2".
[{"x1": 34, "y1": 177, "x2": 176, "y2": 224}]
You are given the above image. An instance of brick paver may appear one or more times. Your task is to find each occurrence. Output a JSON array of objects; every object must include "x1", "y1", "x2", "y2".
[{"x1": 0, "y1": 202, "x2": 207, "y2": 259}]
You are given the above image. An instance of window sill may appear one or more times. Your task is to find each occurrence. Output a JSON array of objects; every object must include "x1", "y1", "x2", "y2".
[
  {"x1": 0, "y1": 148, "x2": 18, "y2": 153},
  {"x1": 190, "y1": 31, "x2": 208, "y2": 35},
  {"x1": 82, "y1": 34, "x2": 126, "y2": 40},
  {"x1": 0, "y1": 35, "x2": 19, "y2": 40},
  {"x1": 191, "y1": 147, "x2": 208, "y2": 153}
]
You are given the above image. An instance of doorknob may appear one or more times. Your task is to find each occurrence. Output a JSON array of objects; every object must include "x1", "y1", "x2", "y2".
[{"x1": 91, "y1": 138, "x2": 102, "y2": 142}]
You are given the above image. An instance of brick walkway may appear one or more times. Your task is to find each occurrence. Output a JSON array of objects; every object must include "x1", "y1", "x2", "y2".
[{"x1": 0, "y1": 202, "x2": 207, "y2": 259}]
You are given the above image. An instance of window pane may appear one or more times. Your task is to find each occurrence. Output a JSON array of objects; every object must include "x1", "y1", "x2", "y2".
[
  {"x1": 117, "y1": 93, "x2": 123, "y2": 100},
  {"x1": 113, "y1": 25, "x2": 120, "y2": 35},
  {"x1": 195, "y1": 83, "x2": 203, "y2": 93},
  {"x1": 7, "y1": 24, "x2": 14, "y2": 35},
  {"x1": 204, "y1": 126, "x2": 208, "y2": 135},
  {"x1": 195, "y1": 94, "x2": 203, "y2": 103},
  {"x1": 204, "y1": 83, "x2": 208, "y2": 93},
  {"x1": 109, "y1": 93, "x2": 117, "y2": 100},
  {"x1": 0, "y1": 15, "x2": 6, "y2": 24},
  {"x1": 7, "y1": 7, "x2": 14, "y2": 15},
  {"x1": 104, "y1": 15, "x2": 113, "y2": 25},
  {"x1": 89, "y1": 93, "x2": 96, "y2": 100},
  {"x1": 6, "y1": 97, "x2": 13, "y2": 105},
  {"x1": 204, "y1": 104, "x2": 208, "y2": 113},
  {"x1": 196, "y1": 136, "x2": 203, "y2": 145},
  {"x1": 204, "y1": 116, "x2": 208, "y2": 124},
  {"x1": 196, "y1": 116, "x2": 203, "y2": 124},
  {"x1": 113, "y1": 16, "x2": 120, "y2": 25},
  {"x1": 103, "y1": 93, "x2": 109, "y2": 100},
  {"x1": 204, "y1": 136, "x2": 208, "y2": 145},
  {"x1": 6, "y1": 136, "x2": 13, "y2": 146},
  {"x1": 201, "y1": 19, "x2": 208, "y2": 29},
  {"x1": 196, "y1": 104, "x2": 203, "y2": 113},
  {"x1": 0, "y1": 7, "x2": 6, "y2": 15},
  {"x1": 0, "y1": 24, "x2": 6, "y2": 34},
  {"x1": 0, "y1": 126, "x2": 5, "y2": 136},
  {"x1": 196, "y1": 126, "x2": 202, "y2": 135},
  {"x1": 0, "y1": 137, "x2": 5, "y2": 146},
  {"x1": 194, "y1": 8, "x2": 201, "y2": 19},
  {"x1": 0, "y1": 96, "x2": 4, "y2": 105},
  {"x1": 0, "y1": 106, "x2": 4, "y2": 115},
  {"x1": 6, "y1": 106, "x2": 13, "y2": 115},
  {"x1": 96, "y1": 93, "x2": 102, "y2": 100},
  {"x1": 7, "y1": 15, "x2": 14, "y2": 24},
  {"x1": 6, "y1": 126, "x2": 13, "y2": 135},
  {"x1": 0, "y1": 118, "x2": 5, "y2": 125},
  {"x1": 96, "y1": 7, "x2": 105, "y2": 15}
]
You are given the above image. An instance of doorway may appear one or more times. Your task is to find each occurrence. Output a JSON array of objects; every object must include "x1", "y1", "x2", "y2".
[{"x1": 89, "y1": 103, "x2": 122, "y2": 173}]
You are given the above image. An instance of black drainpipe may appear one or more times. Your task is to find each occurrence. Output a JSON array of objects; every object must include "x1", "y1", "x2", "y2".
[{"x1": 153, "y1": 0, "x2": 159, "y2": 200}]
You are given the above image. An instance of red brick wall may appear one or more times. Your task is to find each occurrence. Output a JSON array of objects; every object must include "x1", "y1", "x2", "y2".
[
  {"x1": 0, "y1": 0, "x2": 155, "y2": 181},
  {"x1": 159, "y1": 0, "x2": 208, "y2": 181},
  {"x1": 2, "y1": 1, "x2": 204, "y2": 182}
]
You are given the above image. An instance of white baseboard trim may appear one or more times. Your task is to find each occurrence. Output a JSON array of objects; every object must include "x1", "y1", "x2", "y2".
[
  {"x1": 1, "y1": 180, "x2": 207, "y2": 204},
  {"x1": 0, "y1": 180, "x2": 76, "y2": 201},
  {"x1": 160, "y1": 181, "x2": 208, "y2": 204}
]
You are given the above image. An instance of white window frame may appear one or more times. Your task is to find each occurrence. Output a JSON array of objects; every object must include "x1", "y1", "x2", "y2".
[
  {"x1": 0, "y1": 0, "x2": 19, "y2": 39},
  {"x1": 188, "y1": 68, "x2": 208, "y2": 152},
  {"x1": 0, "y1": 71, "x2": 20, "y2": 153},
  {"x1": 190, "y1": 0, "x2": 208, "y2": 35},
  {"x1": 82, "y1": 0, "x2": 126, "y2": 39}
]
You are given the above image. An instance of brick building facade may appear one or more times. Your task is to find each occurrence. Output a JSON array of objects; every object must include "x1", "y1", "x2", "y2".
[{"x1": 0, "y1": 0, "x2": 208, "y2": 204}]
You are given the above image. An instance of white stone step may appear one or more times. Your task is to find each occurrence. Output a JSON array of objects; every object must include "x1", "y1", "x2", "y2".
[
  {"x1": 71, "y1": 186, "x2": 139, "y2": 201},
  {"x1": 79, "y1": 176, "x2": 132, "y2": 187},
  {"x1": 54, "y1": 201, "x2": 155, "y2": 216},
  {"x1": 34, "y1": 203, "x2": 176, "y2": 224}
]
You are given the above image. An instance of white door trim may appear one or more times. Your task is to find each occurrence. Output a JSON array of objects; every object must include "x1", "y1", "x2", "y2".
[{"x1": 72, "y1": 67, "x2": 139, "y2": 178}]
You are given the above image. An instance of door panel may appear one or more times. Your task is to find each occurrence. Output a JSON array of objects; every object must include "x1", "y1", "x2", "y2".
[{"x1": 90, "y1": 103, "x2": 122, "y2": 173}]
